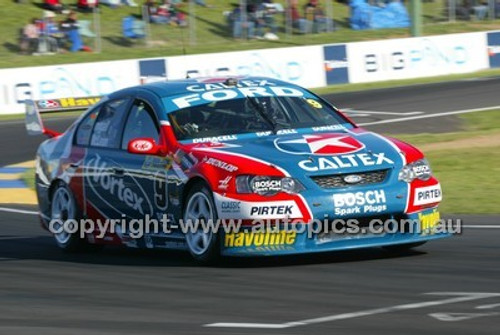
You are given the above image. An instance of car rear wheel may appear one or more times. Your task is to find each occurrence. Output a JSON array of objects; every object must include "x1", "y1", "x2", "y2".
[
  {"x1": 382, "y1": 241, "x2": 427, "y2": 252},
  {"x1": 50, "y1": 182, "x2": 87, "y2": 252},
  {"x1": 183, "y1": 182, "x2": 220, "y2": 263}
]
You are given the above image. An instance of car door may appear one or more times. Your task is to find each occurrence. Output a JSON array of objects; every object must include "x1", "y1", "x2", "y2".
[
  {"x1": 119, "y1": 98, "x2": 169, "y2": 227},
  {"x1": 83, "y1": 97, "x2": 136, "y2": 221}
]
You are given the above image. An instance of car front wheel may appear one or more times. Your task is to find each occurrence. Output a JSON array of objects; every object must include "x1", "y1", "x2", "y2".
[{"x1": 183, "y1": 182, "x2": 220, "y2": 263}]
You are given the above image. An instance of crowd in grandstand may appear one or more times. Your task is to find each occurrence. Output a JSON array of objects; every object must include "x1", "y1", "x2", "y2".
[
  {"x1": 20, "y1": 10, "x2": 91, "y2": 55},
  {"x1": 17, "y1": 0, "x2": 337, "y2": 55},
  {"x1": 226, "y1": 0, "x2": 333, "y2": 40},
  {"x1": 18, "y1": 0, "x2": 138, "y2": 55},
  {"x1": 15, "y1": 0, "x2": 500, "y2": 55}
]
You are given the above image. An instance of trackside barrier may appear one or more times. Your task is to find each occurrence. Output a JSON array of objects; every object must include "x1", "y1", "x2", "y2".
[{"x1": 1, "y1": 30, "x2": 498, "y2": 115}]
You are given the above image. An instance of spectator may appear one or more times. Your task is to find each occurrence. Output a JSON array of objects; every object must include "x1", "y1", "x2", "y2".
[
  {"x1": 472, "y1": 0, "x2": 488, "y2": 20},
  {"x1": 39, "y1": 11, "x2": 63, "y2": 52},
  {"x1": 145, "y1": 0, "x2": 186, "y2": 26},
  {"x1": 145, "y1": 0, "x2": 169, "y2": 24},
  {"x1": 20, "y1": 18, "x2": 40, "y2": 54},
  {"x1": 157, "y1": 1, "x2": 173, "y2": 23},
  {"x1": 77, "y1": 0, "x2": 99, "y2": 13},
  {"x1": 455, "y1": 0, "x2": 472, "y2": 20},
  {"x1": 43, "y1": 0, "x2": 64, "y2": 13},
  {"x1": 228, "y1": 5, "x2": 256, "y2": 39},
  {"x1": 287, "y1": 0, "x2": 311, "y2": 34},
  {"x1": 60, "y1": 11, "x2": 79, "y2": 32},
  {"x1": 168, "y1": 1, "x2": 187, "y2": 27},
  {"x1": 255, "y1": 1, "x2": 279, "y2": 39},
  {"x1": 305, "y1": 0, "x2": 333, "y2": 32},
  {"x1": 246, "y1": 4, "x2": 262, "y2": 36},
  {"x1": 61, "y1": 11, "x2": 91, "y2": 52}
]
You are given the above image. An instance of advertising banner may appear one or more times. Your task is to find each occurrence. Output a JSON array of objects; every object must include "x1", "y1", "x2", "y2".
[
  {"x1": 166, "y1": 45, "x2": 326, "y2": 89},
  {"x1": 347, "y1": 32, "x2": 489, "y2": 83},
  {"x1": 323, "y1": 44, "x2": 349, "y2": 85},
  {"x1": 0, "y1": 31, "x2": 494, "y2": 115},
  {"x1": 487, "y1": 31, "x2": 500, "y2": 68},
  {"x1": 0, "y1": 60, "x2": 138, "y2": 114}
]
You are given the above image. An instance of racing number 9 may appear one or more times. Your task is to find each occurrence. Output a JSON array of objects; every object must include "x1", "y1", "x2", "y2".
[{"x1": 154, "y1": 171, "x2": 168, "y2": 210}]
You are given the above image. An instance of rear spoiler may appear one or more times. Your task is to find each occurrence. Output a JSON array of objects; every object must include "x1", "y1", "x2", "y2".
[{"x1": 25, "y1": 96, "x2": 102, "y2": 138}]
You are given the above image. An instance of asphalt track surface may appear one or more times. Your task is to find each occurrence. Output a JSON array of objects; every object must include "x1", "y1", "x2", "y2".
[{"x1": 1, "y1": 78, "x2": 500, "y2": 334}]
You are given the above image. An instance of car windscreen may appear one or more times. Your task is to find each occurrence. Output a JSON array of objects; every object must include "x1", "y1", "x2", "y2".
[{"x1": 167, "y1": 95, "x2": 352, "y2": 141}]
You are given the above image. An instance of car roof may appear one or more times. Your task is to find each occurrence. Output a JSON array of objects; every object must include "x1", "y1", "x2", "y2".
[{"x1": 113, "y1": 76, "x2": 303, "y2": 99}]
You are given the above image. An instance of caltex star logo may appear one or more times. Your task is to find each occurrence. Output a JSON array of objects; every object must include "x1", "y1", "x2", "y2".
[{"x1": 274, "y1": 133, "x2": 364, "y2": 155}]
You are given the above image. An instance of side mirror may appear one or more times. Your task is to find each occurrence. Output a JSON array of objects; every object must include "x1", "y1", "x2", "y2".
[{"x1": 127, "y1": 138, "x2": 162, "y2": 155}]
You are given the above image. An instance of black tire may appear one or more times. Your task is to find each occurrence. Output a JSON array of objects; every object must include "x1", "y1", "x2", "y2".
[
  {"x1": 49, "y1": 182, "x2": 87, "y2": 252},
  {"x1": 183, "y1": 182, "x2": 220, "y2": 263},
  {"x1": 382, "y1": 241, "x2": 427, "y2": 252}
]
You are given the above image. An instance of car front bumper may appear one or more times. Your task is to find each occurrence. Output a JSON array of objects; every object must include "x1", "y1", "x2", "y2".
[{"x1": 220, "y1": 207, "x2": 451, "y2": 256}]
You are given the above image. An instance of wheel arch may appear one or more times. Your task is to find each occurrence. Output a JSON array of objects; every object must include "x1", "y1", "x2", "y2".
[
  {"x1": 48, "y1": 178, "x2": 65, "y2": 203},
  {"x1": 181, "y1": 176, "x2": 211, "y2": 211}
]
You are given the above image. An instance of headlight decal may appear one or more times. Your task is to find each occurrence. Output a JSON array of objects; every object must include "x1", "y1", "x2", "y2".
[
  {"x1": 398, "y1": 159, "x2": 432, "y2": 183},
  {"x1": 236, "y1": 175, "x2": 305, "y2": 196}
]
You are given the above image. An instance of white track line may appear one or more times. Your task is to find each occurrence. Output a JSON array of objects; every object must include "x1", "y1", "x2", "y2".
[
  {"x1": 0, "y1": 207, "x2": 38, "y2": 215},
  {"x1": 205, "y1": 292, "x2": 500, "y2": 329},
  {"x1": 344, "y1": 109, "x2": 424, "y2": 116},
  {"x1": 476, "y1": 303, "x2": 500, "y2": 309},
  {"x1": 358, "y1": 105, "x2": 500, "y2": 126}
]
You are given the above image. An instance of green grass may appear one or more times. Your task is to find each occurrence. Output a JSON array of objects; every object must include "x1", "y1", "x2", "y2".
[
  {"x1": 21, "y1": 167, "x2": 35, "y2": 190},
  {"x1": 394, "y1": 109, "x2": 500, "y2": 146},
  {"x1": 2, "y1": 1, "x2": 500, "y2": 69},
  {"x1": 427, "y1": 148, "x2": 500, "y2": 214},
  {"x1": 390, "y1": 110, "x2": 500, "y2": 214}
]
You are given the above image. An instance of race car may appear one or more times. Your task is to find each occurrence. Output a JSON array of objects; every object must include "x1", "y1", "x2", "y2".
[{"x1": 26, "y1": 76, "x2": 447, "y2": 262}]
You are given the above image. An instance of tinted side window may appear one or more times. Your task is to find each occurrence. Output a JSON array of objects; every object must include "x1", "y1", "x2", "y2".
[
  {"x1": 90, "y1": 99, "x2": 129, "y2": 149},
  {"x1": 75, "y1": 108, "x2": 99, "y2": 146},
  {"x1": 121, "y1": 100, "x2": 159, "y2": 150}
]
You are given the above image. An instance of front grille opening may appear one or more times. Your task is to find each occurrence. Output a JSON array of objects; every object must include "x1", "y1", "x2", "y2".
[
  {"x1": 316, "y1": 215, "x2": 396, "y2": 243},
  {"x1": 311, "y1": 169, "x2": 388, "y2": 189}
]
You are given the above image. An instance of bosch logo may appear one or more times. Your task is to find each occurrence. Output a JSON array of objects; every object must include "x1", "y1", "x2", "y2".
[
  {"x1": 37, "y1": 100, "x2": 60, "y2": 109},
  {"x1": 274, "y1": 133, "x2": 364, "y2": 156}
]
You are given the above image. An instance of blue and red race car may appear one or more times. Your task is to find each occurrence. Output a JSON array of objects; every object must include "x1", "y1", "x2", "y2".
[{"x1": 26, "y1": 77, "x2": 446, "y2": 262}]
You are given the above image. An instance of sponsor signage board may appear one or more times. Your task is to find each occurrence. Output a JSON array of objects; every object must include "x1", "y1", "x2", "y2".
[
  {"x1": 346, "y1": 32, "x2": 489, "y2": 83},
  {"x1": 487, "y1": 31, "x2": 500, "y2": 68},
  {"x1": 0, "y1": 31, "x2": 495, "y2": 115},
  {"x1": 323, "y1": 44, "x2": 349, "y2": 85},
  {"x1": 166, "y1": 45, "x2": 326, "y2": 89},
  {"x1": 0, "y1": 60, "x2": 138, "y2": 115}
]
